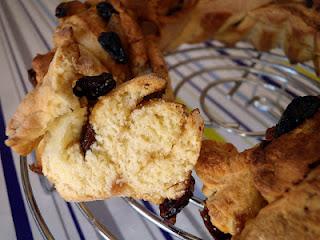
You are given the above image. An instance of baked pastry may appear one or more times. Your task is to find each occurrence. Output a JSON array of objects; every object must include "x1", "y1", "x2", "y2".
[
  {"x1": 5, "y1": 1, "x2": 203, "y2": 205},
  {"x1": 196, "y1": 95, "x2": 320, "y2": 238},
  {"x1": 37, "y1": 75, "x2": 203, "y2": 203},
  {"x1": 195, "y1": 140, "x2": 266, "y2": 235},
  {"x1": 234, "y1": 165, "x2": 320, "y2": 240},
  {"x1": 5, "y1": 42, "x2": 106, "y2": 155},
  {"x1": 6, "y1": 0, "x2": 173, "y2": 156},
  {"x1": 120, "y1": 0, "x2": 320, "y2": 75},
  {"x1": 250, "y1": 96, "x2": 320, "y2": 203}
]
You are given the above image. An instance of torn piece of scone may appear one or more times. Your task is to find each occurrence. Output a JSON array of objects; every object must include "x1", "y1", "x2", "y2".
[
  {"x1": 195, "y1": 140, "x2": 266, "y2": 236},
  {"x1": 250, "y1": 96, "x2": 320, "y2": 203},
  {"x1": 54, "y1": 0, "x2": 149, "y2": 82},
  {"x1": 234, "y1": 166, "x2": 320, "y2": 240},
  {"x1": 39, "y1": 75, "x2": 203, "y2": 203},
  {"x1": 5, "y1": 42, "x2": 107, "y2": 156}
]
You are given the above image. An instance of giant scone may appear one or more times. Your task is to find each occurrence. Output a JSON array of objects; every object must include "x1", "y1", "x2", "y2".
[
  {"x1": 37, "y1": 75, "x2": 203, "y2": 203},
  {"x1": 5, "y1": 0, "x2": 203, "y2": 204}
]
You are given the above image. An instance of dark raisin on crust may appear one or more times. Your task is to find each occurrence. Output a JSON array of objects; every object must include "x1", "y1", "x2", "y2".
[
  {"x1": 28, "y1": 68, "x2": 37, "y2": 87},
  {"x1": 98, "y1": 32, "x2": 128, "y2": 64},
  {"x1": 305, "y1": 0, "x2": 313, "y2": 8},
  {"x1": 274, "y1": 96, "x2": 320, "y2": 138},
  {"x1": 73, "y1": 72, "x2": 116, "y2": 100},
  {"x1": 200, "y1": 206, "x2": 232, "y2": 240},
  {"x1": 166, "y1": 0, "x2": 184, "y2": 16},
  {"x1": 55, "y1": 2, "x2": 69, "y2": 18},
  {"x1": 96, "y1": 2, "x2": 118, "y2": 22},
  {"x1": 29, "y1": 163, "x2": 43, "y2": 175},
  {"x1": 80, "y1": 121, "x2": 96, "y2": 154},
  {"x1": 159, "y1": 176, "x2": 195, "y2": 224}
]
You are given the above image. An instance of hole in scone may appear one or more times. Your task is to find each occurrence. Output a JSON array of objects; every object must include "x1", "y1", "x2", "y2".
[{"x1": 40, "y1": 76, "x2": 203, "y2": 203}]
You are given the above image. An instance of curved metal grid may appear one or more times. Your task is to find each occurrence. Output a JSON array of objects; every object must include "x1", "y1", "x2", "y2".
[{"x1": 20, "y1": 44, "x2": 320, "y2": 240}]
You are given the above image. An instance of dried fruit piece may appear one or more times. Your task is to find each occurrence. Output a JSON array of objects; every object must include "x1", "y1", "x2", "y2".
[
  {"x1": 98, "y1": 32, "x2": 128, "y2": 64},
  {"x1": 80, "y1": 121, "x2": 96, "y2": 154},
  {"x1": 55, "y1": 2, "x2": 69, "y2": 18},
  {"x1": 200, "y1": 206, "x2": 232, "y2": 240},
  {"x1": 159, "y1": 176, "x2": 195, "y2": 224},
  {"x1": 305, "y1": 0, "x2": 313, "y2": 8},
  {"x1": 96, "y1": 2, "x2": 118, "y2": 22},
  {"x1": 274, "y1": 96, "x2": 320, "y2": 137},
  {"x1": 73, "y1": 72, "x2": 116, "y2": 100},
  {"x1": 28, "y1": 68, "x2": 37, "y2": 87}
]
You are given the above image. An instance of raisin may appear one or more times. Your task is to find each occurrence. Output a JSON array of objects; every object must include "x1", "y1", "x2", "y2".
[
  {"x1": 28, "y1": 68, "x2": 37, "y2": 87},
  {"x1": 55, "y1": 2, "x2": 69, "y2": 18},
  {"x1": 305, "y1": 0, "x2": 313, "y2": 8},
  {"x1": 166, "y1": 0, "x2": 184, "y2": 16},
  {"x1": 29, "y1": 163, "x2": 43, "y2": 175},
  {"x1": 80, "y1": 122, "x2": 96, "y2": 154},
  {"x1": 200, "y1": 206, "x2": 232, "y2": 240},
  {"x1": 98, "y1": 32, "x2": 128, "y2": 64},
  {"x1": 96, "y1": 2, "x2": 118, "y2": 22},
  {"x1": 73, "y1": 72, "x2": 116, "y2": 100},
  {"x1": 159, "y1": 176, "x2": 195, "y2": 224},
  {"x1": 274, "y1": 96, "x2": 320, "y2": 138}
]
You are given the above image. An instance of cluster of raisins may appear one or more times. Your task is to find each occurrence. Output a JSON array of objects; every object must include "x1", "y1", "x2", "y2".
[{"x1": 73, "y1": 72, "x2": 116, "y2": 100}]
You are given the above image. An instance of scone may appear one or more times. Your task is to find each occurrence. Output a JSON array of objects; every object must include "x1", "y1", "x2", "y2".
[
  {"x1": 38, "y1": 75, "x2": 203, "y2": 203},
  {"x1": 250, "y1": 96, "x2": 320, "y2": 203},
  {"x1": 234, "y1": 166, "x2": 320, "y2": 240},
  {"x1": 120, "y1": 0, "x2": 320, "y2": 75},
  {"x1": 195, "y1": 140, "x2": 266, "y2": 235},
  {"x1": 196, "y1": 95, "x2": 320, "y2": 238},
  {"x1": 6, "y1": 0, "x2": 174, "y2": 156}
]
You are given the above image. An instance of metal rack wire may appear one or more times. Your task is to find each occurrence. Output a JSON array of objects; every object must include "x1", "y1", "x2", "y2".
[{"x1": 20, "y1": 43, "x2": 320, "y2": 240}]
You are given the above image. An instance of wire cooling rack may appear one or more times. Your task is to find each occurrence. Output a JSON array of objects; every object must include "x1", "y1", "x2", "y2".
[{"x1": 20, "y1": 42, "x2": 320, "y2": 240}]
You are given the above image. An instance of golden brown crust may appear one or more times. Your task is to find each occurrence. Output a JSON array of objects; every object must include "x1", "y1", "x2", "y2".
[
  {"x1": 196, "y1": 140, "x2": 265, "y2": 235},
  {"x1": 5, "y1": 42, "x2": 107, "y2": 156},
  {"x1": 250, "y1": 111, "x2": 320, "y2": 203},
  {"x1": 31, "y1": 50, "x2": 55, "y2": 85},
  {"x1": 121, "y1": 0, "x2": 320, "y2": 74},
  {"x1": 234, "y1": 166, "x2": 320, "y2": 240}
]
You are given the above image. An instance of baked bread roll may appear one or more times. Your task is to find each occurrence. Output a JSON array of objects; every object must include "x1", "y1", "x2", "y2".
[
  {"x1": 195, "y1": 140, "x2": 265, "y2": 235},
  {"x1": 234, "y1": 166, "x2": 320, "y2": 240},
  {"x1": 38, "y1": 75, "x2": 203, "y2": 203}
]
